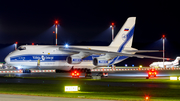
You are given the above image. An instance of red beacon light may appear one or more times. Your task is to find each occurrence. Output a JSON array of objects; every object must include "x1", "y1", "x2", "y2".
[
  {"x1": 110, "y1": 22, "x2": 115, "y2": 27},
  {"x1": 145, "y1": 96, "x2": 149, "y2": 100},
  {"x1": 71, "y1": 70, "x2": 80, "y2": 78},
  {"x1": 77, "y1": 73, "x2": 79, "y2": 76},
  {"x1": 72, "y1": 73, "x2": 74, "y2": 76},
  {"x1": 15, "y1": 42, "x2": 18, "y2": 44},
  {"x1": 55, "y1": 20, "x2": 58, "y2": 24},
  {"x1": 148, "y1": 68, "x2": 157, "y2": 77},
  {"x1": 162, "y1": 35, "x2": 165, "y2": 39}
]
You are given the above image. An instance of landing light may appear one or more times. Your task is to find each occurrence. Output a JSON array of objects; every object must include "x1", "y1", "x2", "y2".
[
  {"x1": 65, "y1": 44, "x2": 69, "y2": 48},
  {"x1": 139, "y1": 65, "x2": 142, "y2": 68}
]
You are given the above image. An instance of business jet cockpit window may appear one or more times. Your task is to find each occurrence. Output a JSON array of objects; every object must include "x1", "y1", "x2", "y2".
[{"x1": 18, "y1": 47, "x2": 26, "y2": 50}]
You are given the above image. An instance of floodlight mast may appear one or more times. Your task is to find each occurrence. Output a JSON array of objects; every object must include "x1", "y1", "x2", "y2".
[
  {"x1": 162, "y1": 35, "x2": 165, "y2": 68},
  {"x1": 110, "y1": 23, "x2": 115, "y2": 41},
  {"x1": 55, "y1": 20, "x2": 58, "y2": 45}
]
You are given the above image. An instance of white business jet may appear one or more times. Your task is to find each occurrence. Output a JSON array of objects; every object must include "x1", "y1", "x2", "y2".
[
  {"x1": 149, "y1": 57, "x2": 180, "y2": 68},
  {"x1": 4, "y1": 17, "x2": 166, "y2": 71}
]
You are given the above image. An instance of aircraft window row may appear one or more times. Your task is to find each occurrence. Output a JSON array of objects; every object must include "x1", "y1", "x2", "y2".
[{"x1": 18, "y1": 47, "x2": 26, "y2": 50}]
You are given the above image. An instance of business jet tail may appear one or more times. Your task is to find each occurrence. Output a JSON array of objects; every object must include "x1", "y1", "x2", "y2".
[{"x1": 173, "y1": 57, "x2": 180, "y2": 65}]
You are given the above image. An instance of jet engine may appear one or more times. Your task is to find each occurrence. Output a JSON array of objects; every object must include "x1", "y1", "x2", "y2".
[
  {"x1": 66, "y1": 56, "x2": 82, "y2": 64},
  {"x1": 93, "y1": 58, "x2": 109, "y2": 66}
]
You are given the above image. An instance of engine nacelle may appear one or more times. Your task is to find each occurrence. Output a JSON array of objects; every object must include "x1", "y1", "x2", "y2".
[
  {"x1": 93, "y1": 58, "x2": 109, "y2": 66},
  {"x1": 66, "y1": 56, "x2": 82, "y2": 64}
]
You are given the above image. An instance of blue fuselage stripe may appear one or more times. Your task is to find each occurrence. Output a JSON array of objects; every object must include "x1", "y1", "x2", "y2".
[{"x1": 10, "y1": 54, "x2": 99, "y2": 62}]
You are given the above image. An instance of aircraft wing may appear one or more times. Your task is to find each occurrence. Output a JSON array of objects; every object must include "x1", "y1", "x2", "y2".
[{"x1": 59, "y1": 47, "x2": 169, "y2": 60}]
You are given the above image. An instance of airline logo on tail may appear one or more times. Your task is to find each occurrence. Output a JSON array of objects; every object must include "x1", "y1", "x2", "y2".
[
  {"x1": 122, "y1": 34, "x2": 127, "y2": 41},
  {"x1": 117, "y1": 26, "x2": 135, "y2": 52}
]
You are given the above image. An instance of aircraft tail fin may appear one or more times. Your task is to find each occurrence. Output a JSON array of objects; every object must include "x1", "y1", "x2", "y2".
[
  {"x1": 109, "y1": 17, "x2": 136, "y2": 52},
  {"x1": 173, "y1": 57, "x2": 180, "y2": 65}
]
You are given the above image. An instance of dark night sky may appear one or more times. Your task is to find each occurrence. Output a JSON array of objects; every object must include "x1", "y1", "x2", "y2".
[{"x1": 0, "y1": 0, "x2": 180, "y2": 65}]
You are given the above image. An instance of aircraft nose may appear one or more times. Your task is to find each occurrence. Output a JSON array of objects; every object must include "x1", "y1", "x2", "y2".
[{"x1": 4, "y1": 55, "x2": 10, "y2": 63}]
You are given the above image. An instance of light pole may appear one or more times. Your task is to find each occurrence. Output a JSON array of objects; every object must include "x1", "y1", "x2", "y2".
[
  {"x1": 15, "y1": 42, "x2": 18, "y2": 50},
  {"x1": 162, "y1": 35, "x2": 165, "y2": 68},
  {"x1": 55, "y1": 20, "x2": 58, "y2": 45},
  {"x1": 110, "y1": 23, "x2": 115, "y2": 41}
]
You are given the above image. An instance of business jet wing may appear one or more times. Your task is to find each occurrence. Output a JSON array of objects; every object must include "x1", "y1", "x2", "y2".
[{"x1": 59, "y1": 47, "x2": 169, "y2": 60}]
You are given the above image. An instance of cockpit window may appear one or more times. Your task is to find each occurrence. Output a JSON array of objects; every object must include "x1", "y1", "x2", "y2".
[{"x1": 18, "y1": 47, "x2": 26, "y2": 50}]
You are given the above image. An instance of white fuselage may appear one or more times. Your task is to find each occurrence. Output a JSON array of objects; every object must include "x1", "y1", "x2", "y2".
[
  {"x1": 150, "y1": 57, "x2": 180, "y2": 68},
  {"x1": 5, "y1": 45, "x2": 136, "y2": 70},
  {"x1": 150, "y1": 61, "x2": 177, "y2": 68}
]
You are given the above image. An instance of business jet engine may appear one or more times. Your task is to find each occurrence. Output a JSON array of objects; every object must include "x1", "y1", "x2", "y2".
[{"x1": 66, "y1": 56, "x2": 82, "y2": 64}]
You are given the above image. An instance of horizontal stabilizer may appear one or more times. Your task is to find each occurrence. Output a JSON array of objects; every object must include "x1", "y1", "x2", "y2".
[{"x1": 123, "y1": 50, "x2": 163, "y2": 53}]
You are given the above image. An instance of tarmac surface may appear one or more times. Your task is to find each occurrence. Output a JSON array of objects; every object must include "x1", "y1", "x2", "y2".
[
  {"x1": 0, "y1": 69, "x2": 179, "y2": 87},
  {"x1": 0, "y1": 94, "x2": 114, "y2": 101}
]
